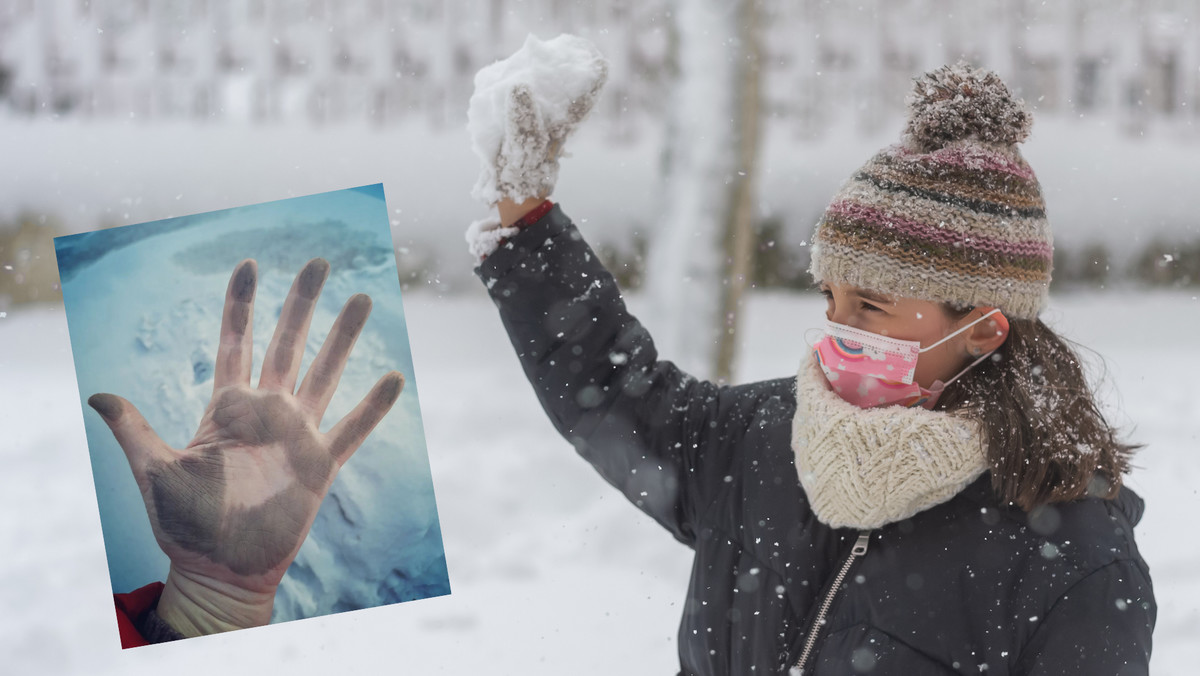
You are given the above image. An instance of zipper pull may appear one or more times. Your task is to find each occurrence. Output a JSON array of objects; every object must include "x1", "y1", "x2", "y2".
[{"x1": 851, "y1": 531, "x2": 870, "y2": 556}]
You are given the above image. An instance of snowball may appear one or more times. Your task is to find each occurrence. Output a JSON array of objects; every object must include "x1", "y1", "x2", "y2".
[{"x1": 467, "y1": 34, "x2": 608, "y2": 204}]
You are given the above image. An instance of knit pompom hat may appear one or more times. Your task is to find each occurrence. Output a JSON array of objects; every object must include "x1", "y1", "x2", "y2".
[{"x1": 809, "y1": 60, "x2": 1052, "y2": 319}]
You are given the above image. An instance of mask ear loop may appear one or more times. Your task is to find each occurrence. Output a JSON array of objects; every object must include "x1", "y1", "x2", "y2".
[
  {"x1": 803, "y1": 326, "x2": 825, "y2": 349},
  {"x1": 941, "y1": 348, "x2": 997, "y2": 388},
  {"x1": 918, "y1": 308, "x2": 1002, "y2": 354},
  {"x1": 939, "y1": 309, "x2": 1007, "y2": 387}
]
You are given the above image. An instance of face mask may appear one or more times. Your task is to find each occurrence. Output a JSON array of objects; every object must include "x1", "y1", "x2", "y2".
[{"x1": 812, "y1": 309, "x2": 1001, "y2": 410}]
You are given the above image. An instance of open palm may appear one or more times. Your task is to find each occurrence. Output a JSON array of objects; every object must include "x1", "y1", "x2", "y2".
[{"x1": 89, "y1": 257, "x2": 404, "y2": 633}]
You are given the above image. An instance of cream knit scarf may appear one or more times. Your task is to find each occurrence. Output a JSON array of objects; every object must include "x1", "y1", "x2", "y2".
[{"x1": 791, "y1": 357, "x2": 988, "y2": 529}]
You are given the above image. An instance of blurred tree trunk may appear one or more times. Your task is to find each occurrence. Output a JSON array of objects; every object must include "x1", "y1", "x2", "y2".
[
  {"x1": 0, "y1": 215, "x2": 64, "y2": 307},
  {"x1": 645, "y1": 0, "x2": 762, "y2": 384}
]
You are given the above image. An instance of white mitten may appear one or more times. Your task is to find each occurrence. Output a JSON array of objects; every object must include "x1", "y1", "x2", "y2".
[{"x1": 468, "y1": 33, "x2": 609, "y2": 206}]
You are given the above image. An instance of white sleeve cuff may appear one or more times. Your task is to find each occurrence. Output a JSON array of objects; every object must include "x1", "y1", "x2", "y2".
[{"x1": 465, "y1": 216, "x2": 520, "y2": 260}]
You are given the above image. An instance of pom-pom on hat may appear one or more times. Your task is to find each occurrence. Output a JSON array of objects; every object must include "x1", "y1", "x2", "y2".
[{"x1": 809, "y1": 60, "x2": 1052, "y2": 319}]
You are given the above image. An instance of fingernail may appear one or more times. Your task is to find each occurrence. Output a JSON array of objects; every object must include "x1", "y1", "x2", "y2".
[{"x1": 88, "y1": 394, "x2": 123, "y2": 423}]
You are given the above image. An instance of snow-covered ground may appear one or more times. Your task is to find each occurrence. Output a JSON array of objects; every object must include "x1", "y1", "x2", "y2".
[{"x1": 2, "y1": 286, "x2": 1196, "y2": 674}]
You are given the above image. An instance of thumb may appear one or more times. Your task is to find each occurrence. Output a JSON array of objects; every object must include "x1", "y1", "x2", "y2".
[
  {"x1": 87, "y1": 393, "x2": 167, "y2": 480},
  {"x1": 565, "y1": 57, "x2": 609, "y2": 131}
]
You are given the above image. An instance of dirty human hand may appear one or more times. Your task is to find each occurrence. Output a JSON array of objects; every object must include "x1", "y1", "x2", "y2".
[{"x1": 88, "y1": 258, "x2": 405, "y2": 637}]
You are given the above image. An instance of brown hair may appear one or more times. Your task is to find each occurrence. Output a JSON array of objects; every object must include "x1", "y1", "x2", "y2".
[{"x1": 934, "y1": 309, "x2": 1139, "y2": 511}]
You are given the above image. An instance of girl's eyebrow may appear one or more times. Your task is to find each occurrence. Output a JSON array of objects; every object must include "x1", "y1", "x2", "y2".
[{"x1": 854, "y1": 289, "x2": 896, "y2": 305}]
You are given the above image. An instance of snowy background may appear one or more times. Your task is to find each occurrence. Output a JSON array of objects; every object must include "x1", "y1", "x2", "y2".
[
  {"x1": 4, "y1": 290, "x2": 1198, "y2": 674},
  {"x1": 3, "y1": 0, "x2": 1200, "y2": 673},
  {"x1": 5, "y1": 0, "x2": 1200, "y2": 293},
  {"x1": 53, "y1": 184, "x2": 450, "y2": 625}
]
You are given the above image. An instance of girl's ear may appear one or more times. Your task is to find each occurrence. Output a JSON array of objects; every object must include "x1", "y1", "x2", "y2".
[{"x1": 966, "y1": 308, "x2": 1009, "y2": 355}]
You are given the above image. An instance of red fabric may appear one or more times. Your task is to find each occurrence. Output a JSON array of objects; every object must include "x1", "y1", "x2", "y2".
[
  {"x1": 492, "y1": 200, "x2": 555, "y2": 254},
  {"x1": 114, "y1": 581, "x2": 165, "y2": 649},
  {"x1": 512, "y1": 199, "x2": 555, "y2": 229}
]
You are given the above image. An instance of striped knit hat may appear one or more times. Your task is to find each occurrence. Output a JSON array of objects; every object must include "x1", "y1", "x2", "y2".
[{"x1": 809, "y1": 60, "x2": 1052, "y2": 319}]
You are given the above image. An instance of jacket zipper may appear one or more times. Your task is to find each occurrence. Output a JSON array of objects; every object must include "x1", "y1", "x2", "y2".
[{"x1": 788, "y1": 530, "x2": 872, "y2": 675}]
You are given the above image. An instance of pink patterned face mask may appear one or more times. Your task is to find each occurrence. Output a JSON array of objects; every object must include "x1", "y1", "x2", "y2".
[{"x1": 812, "y1": 309, "x2": 1000, "y2": 410}]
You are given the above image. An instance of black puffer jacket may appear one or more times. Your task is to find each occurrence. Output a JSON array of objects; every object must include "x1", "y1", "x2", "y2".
[{"x1": 474, "y1": 205, "x2": 1155, "y2": 675}]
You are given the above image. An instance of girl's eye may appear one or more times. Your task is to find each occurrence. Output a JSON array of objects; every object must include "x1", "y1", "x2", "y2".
[
  {"x1": 820, "y1": 289, "x2": 833, "y2": 299},
  {"x1": 860, "y1": 301, "x2": 882, "y2": 312}
]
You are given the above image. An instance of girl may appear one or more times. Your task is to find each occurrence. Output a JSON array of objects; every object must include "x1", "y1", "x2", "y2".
[{"x1": 467, "y1": 42, "x2": 1154, "y2": 675}]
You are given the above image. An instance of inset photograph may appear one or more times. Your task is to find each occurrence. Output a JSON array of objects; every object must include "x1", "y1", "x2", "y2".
[{"x1": 53, "y1": 184, "x2": 449, "y2": 648}]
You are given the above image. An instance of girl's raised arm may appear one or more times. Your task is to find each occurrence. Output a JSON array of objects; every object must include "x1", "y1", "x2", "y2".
[{"x1": 472, "y1": 202, "x2": 793, "y2": 545}]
